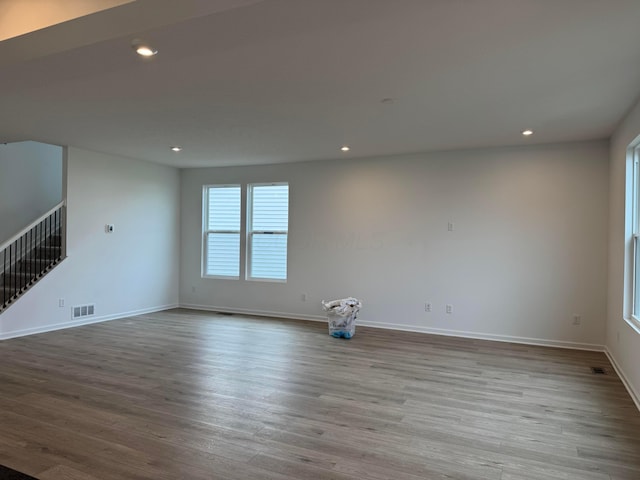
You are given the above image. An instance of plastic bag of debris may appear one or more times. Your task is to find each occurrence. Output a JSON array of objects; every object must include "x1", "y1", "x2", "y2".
[{"x1": 321, "y1": 297, "x2": 362, "y2": 339}]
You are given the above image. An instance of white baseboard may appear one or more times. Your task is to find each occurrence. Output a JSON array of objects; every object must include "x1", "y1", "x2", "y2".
[
  {"x1": 357, "y1": 320, "x2": 604, "y2": 351},
  {"x1": 3, "y1": 301, "x2": 606, "y2": 353},
  {"x1": 604, "y1": 347, "x2": 640, "y2": 412},
  {"x1": 180, "y1": 303, "x2": 327, "y2": 323},
  {"x1": 179, "y1": 304, "x2": 604, "y2": 352},
  {"x1": 0, "y1": 303, "x2": 178, "y2": 340}
]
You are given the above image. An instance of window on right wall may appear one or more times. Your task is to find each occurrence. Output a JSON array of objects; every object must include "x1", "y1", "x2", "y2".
[
  {"x1": 633, "y1": 146, "x2": 640, "y2": 323},
  {"x1": 247, "y1": 183, "x2": 289, "y2": 281}
]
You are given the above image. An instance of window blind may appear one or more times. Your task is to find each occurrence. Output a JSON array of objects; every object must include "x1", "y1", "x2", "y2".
[
  {"x1": 249, "y1": 184, "x2": 288, "y2": 280},
  {"x1": 205, "y1": 185, "x2": 240, "y2": 277}
]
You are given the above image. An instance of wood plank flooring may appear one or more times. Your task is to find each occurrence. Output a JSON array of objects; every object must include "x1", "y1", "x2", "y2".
[{"x1": 0, "y1": 308, "x2": 639, "y2": 479}]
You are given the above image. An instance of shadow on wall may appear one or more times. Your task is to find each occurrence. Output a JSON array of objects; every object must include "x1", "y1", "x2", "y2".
[{"x1": 0, "y1": 141, "x2": 63, "y2": 244}]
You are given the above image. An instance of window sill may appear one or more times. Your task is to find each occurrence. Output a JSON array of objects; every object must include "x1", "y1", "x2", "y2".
[
  {"x1": 202, "y1": 275, "x2": 240, "y2": 280},
  {"x1": 625, "y1": 316, "x2": 640, "y2": 335},
  {"x1": 246, "y1": 277, "x2": 287, "y2": 284}
]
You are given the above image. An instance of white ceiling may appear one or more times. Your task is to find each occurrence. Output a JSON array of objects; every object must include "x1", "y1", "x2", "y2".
[
  {"x1": 0, "y1": 0, "x2": 134, "y2": 41},
  {"x1": 1, "y1": 0, "x2": 640, "y2": 168}
]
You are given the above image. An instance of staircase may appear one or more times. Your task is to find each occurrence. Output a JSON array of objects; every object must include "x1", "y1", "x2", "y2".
[{"x1": 1, "y1": 202, "x2": 66, "y2": 313}]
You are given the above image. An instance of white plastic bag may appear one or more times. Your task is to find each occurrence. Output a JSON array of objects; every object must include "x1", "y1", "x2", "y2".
[{"x1": 322, "y1": 297, "x2": 362, "y2": 338}]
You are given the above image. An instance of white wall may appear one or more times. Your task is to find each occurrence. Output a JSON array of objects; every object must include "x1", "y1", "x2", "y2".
[
  {"x1": 0, "y1": 147, "x2": 180, "y2": 338},
  {"x1": 0, "y1": 141, "x2": 63, "y2": 243},
  {"x1": 180, "y1": 141, "x2": 609, "y2": 349},
  {"x1": 607, "y1": 96, "x2": 640, "y2": 407}
]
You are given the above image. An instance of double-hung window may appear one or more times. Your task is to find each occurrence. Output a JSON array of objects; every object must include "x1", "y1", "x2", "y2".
[
  {"x1": 202, "y1": 183, "x2": 289, "y2": 281},
  {"x1": 247, "y1": 183, "x2": 289, "y2": 281},
  {"x1": 203, "y1": 185, "x2": 241, "y2": 278}
]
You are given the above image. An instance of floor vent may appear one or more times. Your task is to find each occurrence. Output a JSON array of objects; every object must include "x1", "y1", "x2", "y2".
[
  {"x1": 72, "y1": 304, "x2": 95, "y2": 319},
  {"x1": 590, "y1": 367, "x2": 607, "y2": 375}
]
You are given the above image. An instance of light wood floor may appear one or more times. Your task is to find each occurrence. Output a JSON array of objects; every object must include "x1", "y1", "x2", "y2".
[{"x1": 1, "y1": 309, "x2": 639, "y2": 480}]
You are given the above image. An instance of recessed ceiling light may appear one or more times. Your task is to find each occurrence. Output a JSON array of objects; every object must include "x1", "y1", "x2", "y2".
[
  {"x1": 170, "y1": 146, "x2": 182, "y2": 152},
  {"x1": 136, "y1": 45, "x2": 157, "y2": 57},
  {"x1": 132, "y1": 39, "x2": 157, "y2": 57},
  {"x1": 522, "y1": 129, "x2": 534, "y2": 136},
  {"x1": 341, "y1": 146, "x2": 350, "y2": 152}
]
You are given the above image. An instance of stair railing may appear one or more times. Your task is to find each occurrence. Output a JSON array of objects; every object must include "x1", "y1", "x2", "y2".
[{"x1": 0, "y1": 201, "x2": 66, "y2": 311}]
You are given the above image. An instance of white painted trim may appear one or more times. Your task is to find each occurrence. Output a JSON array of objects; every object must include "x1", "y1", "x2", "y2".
[
  {"x1": 0, "y1": 303, "x2": 178, "y2": 340},
  {"x1": 180, "y1": 303, "x2": 326, "y2": 323},
  {"x1": 624, "y1": 316, "x2": 640, "y2": 335},
  {"x1": 604, "y1": 347, "x2": 640, "y2": 412},
  {"x1": 2, "y1": 301, "x2": 606, "y2": 354},
  {"x1": 357, "y1": 320, "x2": 605, "y2": 352},
  {"x1": 179, "y1": 304, "x2": 604, "y2": 351}
]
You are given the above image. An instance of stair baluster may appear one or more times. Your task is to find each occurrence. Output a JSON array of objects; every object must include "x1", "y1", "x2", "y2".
[{"x1": 0, "y1": 202, "x2": 66, "y2": 312}]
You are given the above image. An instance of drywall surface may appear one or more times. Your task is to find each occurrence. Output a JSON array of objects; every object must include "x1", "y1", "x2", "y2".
[
  {"x1": 0, "y1": 141, "x2": 62, "y2": 243},
  {"x1": 180, "y1": 141, "x2": 609, "y2": 348},
  {"x1": 0, "y1": 0, "x2": 134, "y2": 41},
  {"x1": 607, "y1": 95, "x2": 640, "y2": 407},
  {"x1": 0, "y1": 147, "x2": 180, "y2": 337}
]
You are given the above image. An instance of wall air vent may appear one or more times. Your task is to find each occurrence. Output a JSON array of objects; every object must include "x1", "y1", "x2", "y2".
[{"x1": 72, "y1": 304, "x2": 95, "y2": 319}]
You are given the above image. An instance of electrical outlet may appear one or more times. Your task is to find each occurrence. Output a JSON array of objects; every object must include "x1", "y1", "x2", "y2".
[
  {"x1": 301, "y1": 293, "x2": 308, "y2": 302},
  {"x1": 447, "y1": 222, "x2": 454, "y2": 232},
  {"x1": 58, "y1": 298, "x2": 65, "y2": 308},
  {"x1": 572, "y1": 314, "x2": 581, "y2": 326},
  {"x1": 425, "y1": 302, "x2": 432, "y2": 312},
  {"x1": 446, "y1": 304, "x2": 453, "y2": 314},
  {"x1": 105, "y1": 224, "x2": 114, "y2": 233},
  {"x1": 191, "y1": 285, "x2": 196, "y2": 293}
]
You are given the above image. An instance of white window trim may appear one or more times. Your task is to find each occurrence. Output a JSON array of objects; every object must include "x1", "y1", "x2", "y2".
[
  {"x1": 202, "y1": 184, "x2": 241, "y2": 279},
  {"x1": 628, "y1": 142, "x2": 640, "y2": 333},
  {"x1": 246, "y1": 182, "x2": 289, "y2": 283},
  {"x1": 626, "y1": 316, "x2": 640, "y2": 335}
]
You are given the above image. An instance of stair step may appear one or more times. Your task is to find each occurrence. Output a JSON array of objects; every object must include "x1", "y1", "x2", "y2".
[
  {"x1": 1, "y1": 284, "x2": 25, "y2": 302},
  {"x1": 1, "y1": 288, "x2": 23, "y2": 310},
  {"x1": 0, "y1": 261, "x2": 60, "y2": 286},
  {"x1": 0, "y1": 276, "x2": 33, "y2": 289},
  {"x1": 48, "y1": 234, "x2": 62, "y2": 247},
  {"x1": 2, "y1": 270, "x2": 36, "y2": 278},
  {"x1": 1, "y1": 258, "x2": 62, "y2": 309},
  {"x1": 34, "y1": 246, "x2": 62, "y2": 258},
  {"x1": 1, "y1": 223, "x2": 64, "y2": 312},
  {"x1": 18, "y1": 258, "x2": 59, "y2": 270}
]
